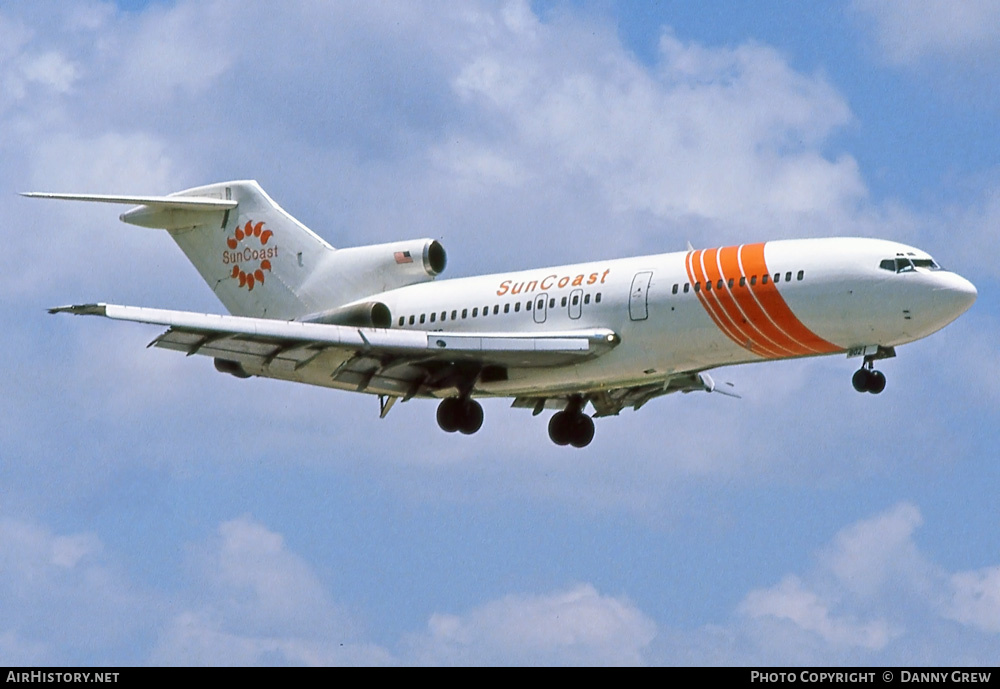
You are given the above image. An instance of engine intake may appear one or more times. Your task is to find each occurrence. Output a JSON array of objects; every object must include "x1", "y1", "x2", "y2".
[{"x1": 301, "y1": 301, "x2": 392, "y2": 328}]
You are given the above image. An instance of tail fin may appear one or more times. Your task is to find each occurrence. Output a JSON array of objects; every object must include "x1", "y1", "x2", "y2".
[
  {"x1": 141, "y1": 180, "x2": 341, "y2": 319},
  {"x1": 27, "y1": 181, "x2": 339, "y2": 319}
]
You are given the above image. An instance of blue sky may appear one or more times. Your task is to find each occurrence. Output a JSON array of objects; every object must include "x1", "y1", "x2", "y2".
[{"x1": 2, "y1": 0, "x2": 998, "y2": 665}]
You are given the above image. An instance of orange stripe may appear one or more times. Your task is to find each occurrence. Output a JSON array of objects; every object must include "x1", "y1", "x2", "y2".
[
  {"x1": 732, "y1": 244, "x2": 812, "y2": 357},
  {"x1": 686, "y1": 250, "x2": 743, "y2": 349},
  {"x1": 686, "y1": 243, "x2": 840, "y2": 359},
  {"x1": 715, "y1": 245, "x2": 797, "y2": 358},
  {"x1": 740, "y1": 243, "x2": 840, "y2": 355},
  {"x1": 700, "y1": 248, "x2": 784, "y2": 358},
  {"x1": 697, "y1": 248, "x2": 749, "y2": 348}
]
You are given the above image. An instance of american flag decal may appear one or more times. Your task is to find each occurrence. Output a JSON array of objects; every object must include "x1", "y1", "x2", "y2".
[{"x1": 394, "y1": 251, "x2": 413, "y2": 264}]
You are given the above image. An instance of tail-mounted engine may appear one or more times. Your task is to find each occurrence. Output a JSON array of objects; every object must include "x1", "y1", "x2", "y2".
[{"x1": 321, "y1": 238, "x2": 446, "y2": 302}]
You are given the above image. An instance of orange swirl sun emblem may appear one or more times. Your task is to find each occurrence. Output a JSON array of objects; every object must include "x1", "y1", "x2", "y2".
[{"x1": 224, "y1": 220, "x2": 276, "y2": 291}]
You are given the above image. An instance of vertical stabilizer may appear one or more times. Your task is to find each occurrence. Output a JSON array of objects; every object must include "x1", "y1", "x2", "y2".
[{"x1": 122, "y1": 180, "x2": 337, "y2": 319}]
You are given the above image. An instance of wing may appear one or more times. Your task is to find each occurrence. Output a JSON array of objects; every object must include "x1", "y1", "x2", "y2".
[{"x1": 50, "y1": 303, "x2": 620, "y2": 400}]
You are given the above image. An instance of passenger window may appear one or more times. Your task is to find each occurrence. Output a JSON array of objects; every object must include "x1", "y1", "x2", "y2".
[
  {"x1": 451, "y1": 310, "x2": 457, "y2": 320},
  {"x1": 493, "y1": 305, "x2": 499, "y2": 315},
  {"x1": 762, "y1": 275, "x2": 769, "y2": 284},
  {"x1": 409, "y1": 315, "x2": 415, "y2": 325},
  {"x1": 773, "y1": 273, "x2": 780, "y2": 283},
  {"x1": 504, "y1": 303, "x2": 510, "y2": 314},
  {"x1": 430, "y1": 312, "x2": 436, "y2": 322},
  {"x1": 683, "y1": 283, "x2": 690, "y2": 293},
  {"x1": 797, "y1": 270, "x2": 804, "y2": 281},
  {"x1": 694, "y1": 282, "x2": 701, "y2": 292},
  {"x1": 419, "y1": 314, "x2": 426, "y2": 324},
  {"x1": 672, "y1": 284, "x2": 678, "y2": 295},
  {"x1": 750, "y1": 276, "x2": 757, "y2": 286},
  {"x1": 472, "y1": 307, "x2": 478, "y2": 317},
  {"x1": 595, "y1": 293, "x2": 602, "y2": 303},
  {"x1": 718, "y1": 280, "x2": 724, "y2": 290},
  {"x1": 584, "y1": 294, "x2": 591, "y2": 304},
  {"x1": 739, "y1": 276, "x2": 746, "y2": 287},
  {"x1": 549, "y1": 298, "x2": 556, "y2": 309},
  {"x1": 514, "y1": 302, "x2": 520, "y2": 312},
  {"x1": 785, "y1": 272, "x2": 792, "y2": 282},
  {"x1": 572, "y1": 295, "x2": 579, "y2": 306},
  {"x1": 561, "y1": 296, "x2": 567, "y2": 307},
  {"x1": 705, "y1": 281, "x2": 712, "y2": 292},
  {"x1": 462, "y1": 308, "x2": 468, "y2": 319},
  {"x1": 538, "y1": 298, "x2": 545, "y2": 309},
  {"x1": 728, "y1": 278, "x2": 734, "y2": 288},
  {"x1": 526, "y1": 300, "x2": 532, "y2": 311}
]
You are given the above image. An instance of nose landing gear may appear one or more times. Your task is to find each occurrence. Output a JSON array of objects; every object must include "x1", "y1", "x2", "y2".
[{"x1": 852, "y1": 361, "x2": 886, "y2": 394}]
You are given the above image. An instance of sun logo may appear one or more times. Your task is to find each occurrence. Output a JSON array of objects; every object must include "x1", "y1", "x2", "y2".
[{"x1": 222, "y1": 220, "x2": 278, "y2": 291}]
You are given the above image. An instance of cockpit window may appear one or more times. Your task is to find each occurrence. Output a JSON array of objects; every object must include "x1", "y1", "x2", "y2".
[{"x1": 879, "y1": 256, "x2": 943, "y2": 273}]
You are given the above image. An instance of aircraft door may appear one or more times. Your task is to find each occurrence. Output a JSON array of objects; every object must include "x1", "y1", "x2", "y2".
[
  {"x1": 533, "y1": 293, "x2": 548, "y2": 323},
  {"x1": 569, "y1": 289, "x2": 583, "y2": 319},
  {"x1": 629, "y1": 271, "x2": 652, "y2": 321}
]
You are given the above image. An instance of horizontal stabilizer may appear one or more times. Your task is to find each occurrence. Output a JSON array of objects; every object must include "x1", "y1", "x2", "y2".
[{"x1": 21, "y1": 192, "x2": 237, "y2": 211}]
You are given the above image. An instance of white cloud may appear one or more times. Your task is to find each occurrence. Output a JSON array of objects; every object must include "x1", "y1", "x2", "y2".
[
  {"x1": 442, "y1": 7, "x2": 864, "y2": 249},
  {"x1": 406, "y1": 583, "x2": 657, "y2": 666},
  {"x1": 853, "y1": 0, "x2": 1000, "y2": 65},
  {"x1": 820, "y1": 502, "x2": 931, "y2": 598},
  {"x1": 740, "y1": 575, "x2": 895, "y2": 650},
  {"x1": 943, "y1": 566, "x2": 1000, "y2": 634},
  {"x1": 0, "y1": 13, "x2": 77, "y2": 114},
  {"x1": 150, "y1": 515, "x2": 374, "y2": 666},
  {"x1": 0, "y1": 519, "x2": 149, "y2": 663},
  {"x1": 671, "y1": 502, "x2": 1000, "y2": 664}
]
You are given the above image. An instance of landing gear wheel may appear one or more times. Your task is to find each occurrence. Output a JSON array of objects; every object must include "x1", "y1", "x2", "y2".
[
  {"x1": 852, "y1": 368, "x2": 887, "y2": 394},
  {"x1": 548, "y1": 411, "x2": 595, "y2": 448},
  {"x1": 568, "y1": 413, "x2": 595, "y2": 448},
  {"x1": 436, "y1": 397, "x2": 461, "y2": 433},
  {"x1": 437, "y1": 397, "x2": 484, "y2": 435},
  {"x1": 852, "y1": 368, "x2": 871, "y2": 393},
  {"x1": 457, "y1": 399, "x2": 484, "y2": 435},
  {"x1": 868, "y1": 370, "x2": 886, "y2": 394},
  {"x1": 548, "y1": 411, "x2": 572, "y2": 446}
]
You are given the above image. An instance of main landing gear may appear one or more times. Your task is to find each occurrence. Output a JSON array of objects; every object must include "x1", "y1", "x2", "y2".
[
  {"x1": 547, "y1": 396, "x2": 595, "y2": 448},
  {"x1": 852, "y1": 360, "x2": 886, "y2": 394},
  {"x1": 436, "y1": 397, "x2": 484, "y2": 435}
]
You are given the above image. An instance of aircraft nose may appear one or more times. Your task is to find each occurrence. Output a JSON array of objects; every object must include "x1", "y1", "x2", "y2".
[
  {"x1": 944, "y1": 273, "x2": 979, "y2": 314},
  {"x1": 937, "y1": 272, "x2": 977, "y2": 317}
]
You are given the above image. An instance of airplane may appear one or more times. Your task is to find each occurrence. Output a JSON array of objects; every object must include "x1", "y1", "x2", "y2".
[{"x1": 24, "y1": 180, "x2": 977, "y2": 448}]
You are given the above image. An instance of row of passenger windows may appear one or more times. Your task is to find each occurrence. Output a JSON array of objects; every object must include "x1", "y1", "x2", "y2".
[
  {"x1": 671, "y1": 270, "x2": 805, "y2": 295},
  {"x1": 397, "y1": 292, "x2": 603, "y2": 327}
]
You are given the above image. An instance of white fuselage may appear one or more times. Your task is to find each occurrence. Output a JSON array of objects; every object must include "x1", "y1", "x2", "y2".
[{"x1": 290, "y1": 237, "x2": 975, "y2": 398}]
